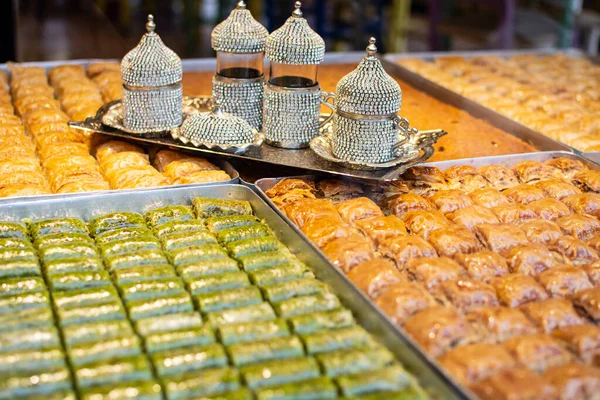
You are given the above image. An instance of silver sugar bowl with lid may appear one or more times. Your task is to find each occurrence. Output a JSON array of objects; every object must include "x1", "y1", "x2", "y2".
[
  {"x1": 121, "y1": 15, "x2": 183, "y2": 134},
  {"x1": 332, "y1": 38, "x2": 405, "y2": 163},
  {"x1": 263, "y1": 1, "x2": 334, "y2": 149},
  {"x1": 211, "y1": 1, "x2": 268, "y2": 131}
]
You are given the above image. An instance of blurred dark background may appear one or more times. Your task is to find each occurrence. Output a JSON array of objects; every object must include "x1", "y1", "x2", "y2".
[{"x1": 2, "y1": 0, "x2": 600, "y2": 62}]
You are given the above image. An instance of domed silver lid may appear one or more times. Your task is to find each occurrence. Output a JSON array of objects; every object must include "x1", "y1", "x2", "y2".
[
  {"x1": 180, "y1": 99, "x2": 255, "y2": 145},
  {"x1": 211, "y1": 1, "x2": 268, "y2": 54},
  {"x1": 121, "y1": 15, "x2": 183, "y2": 87},
  {"x1": 265, "y1": 2, "x2": 325, "y2": 65},
  {"x1": 335, "y1": 38, "x2": 402, "y2": 115}
]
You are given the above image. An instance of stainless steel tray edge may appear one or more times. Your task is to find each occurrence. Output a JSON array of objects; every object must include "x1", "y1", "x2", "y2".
[
  {"x1": 253, "y1": 180, "x2": 474, "y2": 400},
  {"x1": 0, "y1": 184, "x2": 467, "y2": 400},
  {"x1": 379, "y1": 58, "x2": 575, "y2": 154},
  {"x1": 0, "y1": 158, "x2": 240, "y2": 205}
]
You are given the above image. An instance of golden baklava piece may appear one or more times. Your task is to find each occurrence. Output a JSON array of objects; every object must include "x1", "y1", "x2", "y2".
[
  {"x1": 492, "y1": 203, "x2": 538, "y2": 224},
  {"x1": 447, "y1": 205, "x2": 500, "y2": 231},
  {"x1": 443, "y1": 165, "x2": 488, "y2": 192},
  {"x1": 428, "y1": 189, "x2": 474, "y2": 215},
  {"x1": 492, "y1": 273, "x2": 549, "y2": 308},
  {"x1": 469, "y1": 187, "x2": 510, "y2": 208},
  {"x1": 551, "y1": 235, "x2": 599, "y2": 265},
  {"x1": 284, "y1": 198, "x2": 341, "y2": 228},
  {"x1": 374, "y1": 281, "x2": 437, "y2": 325},
  {"x1": 386, "y1": 192, "x2": 434, "y2": 219},
  {"x1": 503, "y1": 183, "x2": 546, "y2": 205},
  {"x1": 544, "y1": 157, "x2": 589, "y2": 180},
  {"x1": 573, "y1": 170, "x2": 600, "y2": 193},
  {"x1": 300, "y1": 215, "x2": 354, "y2": 249},
  {"x1": 475, "y1": 223, "x2": 529, "y2": 256},
  {"x1": 552, "y1": 325, "x2": 600, "y2": 365},
  {"x1": 402, "y1": 210, "x2": 450, "y2": 239},
  {"x1": 403, "y1": 306, "x2": 476, "y2": 358},
  {"x1": 513, "y1": 160, "x2": 555, "y2": 183},
  {"x1": 503, "y1": 334, "x2": 573, "y2": 373},
  {"x1": 455, "y1": 251, "x2": 509, "y2": 283},
  {"x1": 467, "y1": 306, "x2": 538, "y2": 342},
  {"x1": 506, "y1": 244, "x2": 567, "y2": 276},
  {"x1": 543, "y1": 363, "x2": 600, "y2": 400},
  {"x1": 402, "y1": 166, "x2": 447, "y2": 196},
  {"x1": 347, "y1": 258, "x2": 404, "y2": 299},
  {"x1": 438, "y1": 343, "x2": 516, "y2": 386},
  {"x1": 535, "y1": 178, "x2": 581, "y2": 200},
  {"x1": 379, "y1": 235, "x2": 438, "y2": 267},
  {"x1": 538, "y1": 265, "x2": 593, "y2": 298},
  {"x1": 472, "y1": 368, "x2": 558, "y2": 400},
  {"x1": 572, "y1": 288, "x2": 600, "y2": 322},
  {"x1": 354, "y1": 215, "x2": 407, "y2": 246},
  {"x1": 406, "y1": 256, "x2": 466, "y2": 292},
  {"x1": 527, "y1": 198, "x2": 572, "y2": 221},
  {"x1": 317, "y1": 179, "x2": 363, "y2": 203},
  {"x1": 429, "y1": 224, "x2": 483, "y2": 258},
  {"x1": 336, "y1": 197, "x2": 384, "y2": 225},
  {"x1": 438, "y1": 278, "x2": 499, "y2": 313},
  {"x1": 557, "y1": 214, "x2": 600, "y2": 241},
  {"x1": 521, "y1": 298, "x2": 584, "y2": 334},
  {"x1": 562, "y1": 193, "x2": 600, "y2": 217},
  {"x1": 519, "y1": 220, "x2": 563, "y2": 245},
  {"x1": 320, "y1": 233, "x2": 375, "y2": 273},
  {"x1": 478, "y1": 164, "x2": 519, "y2": 190}
]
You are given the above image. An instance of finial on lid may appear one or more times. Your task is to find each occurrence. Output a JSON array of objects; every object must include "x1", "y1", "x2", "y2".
[
  {"x1": 293, "y1": 1, "x2": 303, "y2": 18},
  {"x1": 366, "y1": 37, "x2": 377, "y2": 56},
  {"x1": 146, "y1": 15, "x2": 156, "y2": 34},
  {"x1": 237, "y1": 1, "x2": 246, "y2": 9}
]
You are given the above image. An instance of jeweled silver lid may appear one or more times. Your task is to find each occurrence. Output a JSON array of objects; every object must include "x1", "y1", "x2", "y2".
[
  {"x1": 335, "y1": 38, "x2": 402, "y2": 115},
  {"x1": 180, "y1": 99, "x2": 255, "y2": 145},
  {"x1": 121, "y1": 15, "x2": 182, "y2": 87},
  {"x1": 265, "y1": 2, "x2": 325, "y2": 65},
  {"x1": 211, "y1": 1, "x2": 268, "y2": 54}
]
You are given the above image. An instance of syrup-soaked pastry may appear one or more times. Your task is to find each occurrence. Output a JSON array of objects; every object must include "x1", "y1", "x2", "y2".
[
  {"x1": 284, "y1": 198, "x2": 342, "y2": 229},
  {"x1": 99, "y1": 152, "x2": 150, "y2": 177},
  {"x1": 25, "y1": 109, "x2": 70, "y2": 126},
  {"x1": 521, "y1": 298, "x2": 584, "y2": 334},
  {"x1": 385, "y1": 193, "x2": 434, "y2": 219},
  {"x1": 336, "y1": 197, "x2": 383, "y2": 225},
  {"x1": 162, "y1": 159, "x2": 220, "y2": 182},
  {"x1": 537, "y1": 265, "x2": 593, "y2": 298},
  {"x1": 535, "y1": 178, "x2": 581, "y2": 201},
  {"x1": 572, "y1": 288, "x2": 600, "y2": 321},
  {"x1": 506, "y1": 244, "x2": 567, "y2": 276},
  {"x1": 503, "y1": 334, "x2": 573, "y2": 373},
  {"x1": 551, "y1": 235, "x2": 599, "y2": 265},
  {"x1": 0, "y1": 171, "x2": 47, "y2": 189},
  {"x1": 428, "y1": 189, "x2": 474, "y2": 215},
  {"x1": 583, "y1": 261, "x2": 600, "y2": 286},
  {"x1": 472, "y1": 368, "x2": 558, "y2": 400},
  {"x1": 520, "y1": 220, "x2": 564, "y2": 246},
  {"x1": 347, "y1": 258, "x2": 404, "y2": 299},
  {"x1": 443, "y1": 165, "x2": 489, "y2": 192},
  {"x1": 270, "y1": 190, "x2": 316, "y2": 209},
  {"x1": 543, "y1": 363, "x2": 600, "y2": 400},
  {"x1": 169, "y1": 170, "x2": 230, "y2": 185},
  {"x1": 455, "y1": 251, "x2": 509, "y2": 283},
  {"x1": 562, "y1": 193, "x2": 600, "y2": 217},
  {"x1": 87, "y1": 62, "x2": 121, "y2": 77},
  {"x1": 544, "y1": 157, "x2": 588, "y2": 180},
  {"x1": 405, "y1": 257, "x2": 466, "y2": 292},
  {"x1": 402, "y1": 210, "x2": 450, "y2": 239},
  {"x1": 95, "y1": 140, "x2": 144, "y2": 160},
  {"x1": 438, "y1": 343, "x2": 516, "y2": 386},
  {"x1": 429, "y1": 224, "x2": 483, "y2": 258},
  {"x1": 467, "y1": 306, "x2": 538, "y2": 342},
  {"x1": 438, "y1": 278, "x2": 499, "y2": 313},
  {"x1": 317, "y1": 179, "x2": 363, "y2": 203},
  {"x1": 587, "y1": 234, "x2": 600, "y2": 253},
  {"x1": 557, "y1": 214, "x2": 600, "y2": 241},
  {"x1": 301, "y1": 216, "x2": 355, "y2": 249},
  {"x1": 321, "y1": 234, "x2": 375, "y2": 273},
  {"x1": 573, "y1": 170, "x2": 600, "y2": 193},
  {"x1": 475, "y1": 224, "x2": 529, "y2": 256},
  {"x1": 403, "y1": 306, "x2": 476, "y2": 357},
  {"x1": 447, "y1": 205, "x2": 500, "y2": 231},
  {"x1": 478, "y1": 164, "x2": 520, "y2": 190},
  {"x1": 503, "y1": 184, "x2": 546, "y2": 205},
  {"x1": 527, "y1": 198, "x2": 572, "y2": 221},
  {"x1": 354, "y1": 215, "x2": 407, "y2": 246},
  {"x1": 152, "y1": 149, "x2": 185, "y2": 172},
  {"x1": 492, "y1": 273, "x2": 549, "y2": 308},
  {"x1": 0, "y1": 185, "x2": 51, "y2": 197},
  {"x1": 374, "y1": 281, "x2": 437, "y2": 326},
  {"x1": 379, "y1": 235, "x2": 438, "y2": 267},
  {"x1": 264, "y1": 178, "x2": 315, "y2": 198},
  {"x1": 513, "y1": 160, "x2": 555, "y2": 184},
  {"x1": 552, "y1": 325, "x2": 600, "y2": 365},
  {"x1": 469, "y1": 187, "x2": 510, "y2": 208},
  {"x1": 402, "y1": 166, "x2": 447, "y2": 196},
  {"x1": 492, "y1": 203, "x2": 538, "y2": 224}
]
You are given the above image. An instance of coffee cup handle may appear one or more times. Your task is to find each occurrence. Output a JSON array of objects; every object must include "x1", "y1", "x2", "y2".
[
  {"x1": 392, "y1": 115, "x2": 417, "y2": 156},
  {"x1": 319, "y1": 92, "x2": 336, "y2": 128}
]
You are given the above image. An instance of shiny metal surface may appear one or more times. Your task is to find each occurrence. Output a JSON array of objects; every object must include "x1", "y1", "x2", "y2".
[
  {"x1": 0, "y1": 184, "x2": 467, "y2": 400},
  {"x1": 0, "y1": 157, "x2": 239, "y2": 204}
]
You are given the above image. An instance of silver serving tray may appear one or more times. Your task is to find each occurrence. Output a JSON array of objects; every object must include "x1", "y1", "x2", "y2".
[
  {"x1": 254, "y1": 150, "x2": 599, "y2": 400},
  {"x1": 0, "y1": 184, "x2": 468, "y2": 400}
]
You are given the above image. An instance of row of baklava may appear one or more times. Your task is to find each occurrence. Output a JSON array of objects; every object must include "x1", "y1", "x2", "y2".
[
  {"x1": 86, "y1": 62, "x2": 122, "y2": 104},
  {"x1": 0, "y1": 68, "x2": 51, "y2": 197},
  {"x1": 265, "y1": 158, "x2": 600, "y2": 399},
  {"x1": 398, "y1": 54, "x2": 600, "y2": 151}
]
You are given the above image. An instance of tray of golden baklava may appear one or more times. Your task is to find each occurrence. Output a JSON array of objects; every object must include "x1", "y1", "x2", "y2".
[
  {"x1": 383, "y1": 49, "x2": 600, "y2": 163},
  {"x1": 0, "y1": 61, "x2": 240, "y2": 202},
  {"x1": 0, "y1": 184, "x2": 467, "y2": 399},
  {"x1": 256, "y1": 151, "x2": 600, "y2": 399}
]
